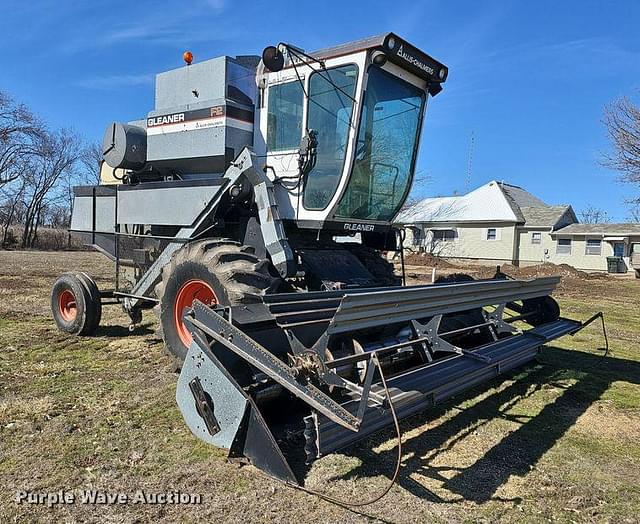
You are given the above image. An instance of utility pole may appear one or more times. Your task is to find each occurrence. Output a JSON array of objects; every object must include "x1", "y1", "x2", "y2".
[{"x1": 465, "y1": 131, "x2": 475, "y2": 193}]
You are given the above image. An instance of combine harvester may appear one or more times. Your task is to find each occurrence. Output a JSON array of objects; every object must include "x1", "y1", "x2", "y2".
[{"x1": 52, "y1": 34, "x2": 605, "y2": 494}]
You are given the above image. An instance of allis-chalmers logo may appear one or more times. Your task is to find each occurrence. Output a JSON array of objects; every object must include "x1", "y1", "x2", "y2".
[{"x1": 397, "y1": 45, "x2": 435, "y2": 76}]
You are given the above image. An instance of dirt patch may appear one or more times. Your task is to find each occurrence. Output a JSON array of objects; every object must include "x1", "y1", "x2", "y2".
[
  {"x1": 404, "y1": 252, "x2": 457, "y2": 268},
  {"x1": 401, "y1": 256, "x2": 614, "y2": 295},
  {"x1": 574, "y1": 402, "x2": 640, "y2": 441},
  {"x1": 485, "y1": 262, "x2": 606, "y2": 280},
  {"x1": 403, "y1": 254, "x2": 603, "y2": 280}
]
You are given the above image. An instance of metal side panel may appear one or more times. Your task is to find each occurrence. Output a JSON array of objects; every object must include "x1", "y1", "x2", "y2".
[
  {"x1": 69, "y1": 195, "x2": 93, "y2": 232},
  {"x1": 70, "y1": 185, "x2": 116, "y2": 235},
  {"x1": 308, "y1": 318, "x2": 581, "y2": 458},
  {"x1": 125, "y1": 148, "x2": 256, "y2": 306},
  {"x1": 177, "y1": 334, "x2": 298, "y2": 484},
  {"x1": 177, "y1": 342, "x2": 248, "y2": 449},
  {"x1": 95, "y1": 195, "x2": 116, "y2": 233},
  {"x1": 327, "y1": 277, "x2": 561, "y2": 335},
  {"x1": 117, "y1": 180, "x2": 225, "y2": 226}
]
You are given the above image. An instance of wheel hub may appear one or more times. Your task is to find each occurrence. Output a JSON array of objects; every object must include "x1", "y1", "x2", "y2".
[
  {"x1": 58, "y1": 289, "x2": 77, "y2": 322},
  {"x1": 174, "y1": 280, "x2": 217, "y2": 347}
]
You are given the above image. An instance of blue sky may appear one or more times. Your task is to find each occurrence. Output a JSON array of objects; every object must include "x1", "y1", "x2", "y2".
[{"x1": 1, "y1": 0, "x2": 639, "y2": 220}]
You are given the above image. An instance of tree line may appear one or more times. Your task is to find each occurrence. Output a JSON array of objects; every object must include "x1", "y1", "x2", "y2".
[{"x1": 0, "y1": 90, "x2": 101, "y2": 250}]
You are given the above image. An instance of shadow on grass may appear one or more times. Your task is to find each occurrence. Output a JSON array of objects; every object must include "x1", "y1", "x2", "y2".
[
  {"x1": 96, "y1": 324, "x2": 155, "y2": 337},
  {"x1": 334, "y1": 346, "x2": 640, "y2": 504}
]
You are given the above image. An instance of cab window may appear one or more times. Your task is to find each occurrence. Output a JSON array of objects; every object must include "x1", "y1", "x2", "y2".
[
  {"x1": 267, "y1": 81, "x2": 304, "y2": 152},
  {"x1": 303, "y1": 64, "x2": 358, "y2": 210},
  {"x1": 335, "y1": 66, "x2": 425, "y2": 221}
]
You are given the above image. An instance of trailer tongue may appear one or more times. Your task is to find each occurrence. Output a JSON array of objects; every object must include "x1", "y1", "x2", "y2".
[{"x1": 175, "y1": 276, "x2": 598, "y2": 486}]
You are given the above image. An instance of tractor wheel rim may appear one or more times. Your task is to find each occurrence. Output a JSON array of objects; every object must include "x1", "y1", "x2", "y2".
[
  {"x1": 59, "y1": 289, "x2": 77, "y2": 322},
  {"x1": 174, "y1": 279, "x2": 217, "y2": 347}
]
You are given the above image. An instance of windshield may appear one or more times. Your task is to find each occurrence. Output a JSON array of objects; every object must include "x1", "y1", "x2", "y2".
[
  {"x1": 335, "y1": 66, "x2": 425, "y2": 221},
  {"x1": 302, "y1": 64, "x2": 358, "y2": 210}
]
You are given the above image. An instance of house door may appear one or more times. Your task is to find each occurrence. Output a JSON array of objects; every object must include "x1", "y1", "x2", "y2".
[{"x1": 613, "y1": 243, "x2": 625, "y2": 257}]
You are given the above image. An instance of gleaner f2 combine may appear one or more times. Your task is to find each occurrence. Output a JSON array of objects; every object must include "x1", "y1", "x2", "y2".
[{"x1": 51, "y1": 34, "x2": 604, "y2": 491}]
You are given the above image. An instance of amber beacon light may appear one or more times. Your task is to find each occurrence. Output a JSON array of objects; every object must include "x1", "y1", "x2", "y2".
[{"x1": 183, "y1": 51, "x2": 193, "y2": 65}]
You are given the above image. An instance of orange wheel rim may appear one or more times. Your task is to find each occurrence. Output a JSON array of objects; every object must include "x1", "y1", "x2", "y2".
[
  {"x1": 59, "y1": 289, "x2": 77, "y2": 322},
  {"x1": 174, "y1": 280, "x2": 217, "y2": 347}
]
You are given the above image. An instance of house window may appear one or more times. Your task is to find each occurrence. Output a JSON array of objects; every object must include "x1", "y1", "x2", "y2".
[
  {"x1": 585, "y1": 239, "x2": 602, "y2": 256},
  {"x1": 267, "y1": 81, "x2": 304, "y2": 151},
  {"x1": 486, "y1": 228, "x2": 497, "y2": 241},
  {"x1": 531, "y1": 232, "x2": 542, "y2": 244},
  {"x1": 432, "y1": 230, "x2": 455, "y2": 242},
  {"x1": 557, "y1": 238, "x2": 572, "y2": 255}
]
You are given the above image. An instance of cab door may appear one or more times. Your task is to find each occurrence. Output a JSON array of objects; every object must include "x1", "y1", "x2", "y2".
[
  {"x1": 259, "y1": 74, "x2": 306, "y2": 219},
  {"x1": 301, "y1": 64, "x2": 359, "y2": 212}
]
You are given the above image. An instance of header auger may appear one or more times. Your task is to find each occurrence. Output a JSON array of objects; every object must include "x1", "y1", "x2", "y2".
[{"x1": 51, "y1": 33, "x2": 603, "y2": 499}]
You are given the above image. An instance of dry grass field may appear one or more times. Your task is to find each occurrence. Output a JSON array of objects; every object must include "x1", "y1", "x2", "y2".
[{"x1": 1, "y1": 250, "x2": 639, "y2": 523}]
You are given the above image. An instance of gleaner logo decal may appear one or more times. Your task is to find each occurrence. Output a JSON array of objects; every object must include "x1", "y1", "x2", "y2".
[
  {"x1": 397, "y1": 45, "x2": 435, "y2": 76},
  {"x1": 147, "y1": 113, "x2": 186, "y2": 127},
  {"x1": 344, "y1": 223, "x2": 375, "y2": 232},
  {"x1": 147, "y1": 107, "x2": 227, "y2": 128},
  {"x1": 145, "y1": 105, "x2": 254, "y2": 136}
]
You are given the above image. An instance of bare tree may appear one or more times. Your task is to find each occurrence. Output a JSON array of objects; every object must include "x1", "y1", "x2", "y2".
[
  {"x1": 579, "y1": 205, "x2": 611, "y2": 224},
  {"x1": 0, "y1": 91, "x2": 91, "y2": 250},
  {"x1": 20, "y1": 129, "x2": 81, "y2": 248},
  {"x1": 80, "y1": 141, "x2": 103, "y2": 185},
  {"x1": 0, "y1": 178, "x2": 26, "y2": 247},
  {"x1": 397, "y1": 196, "x2": 461, "y2": 257},
  {"x1": 602, "y1": 96, "x2": 640, "y2": 203},
  {"x1": 400, "y1": 170, "x2": 431, "y2": 213},
  {"x1": 0, "y1": 91, "x2": 44, "y2": 188},
  {"x1": 627, "y1": 203, "x2": 640, "y2": 222}
]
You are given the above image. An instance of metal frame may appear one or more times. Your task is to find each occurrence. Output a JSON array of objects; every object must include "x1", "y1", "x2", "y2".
[{"x1": 110, "y1": 147, "x2": 296, "y2": 311}]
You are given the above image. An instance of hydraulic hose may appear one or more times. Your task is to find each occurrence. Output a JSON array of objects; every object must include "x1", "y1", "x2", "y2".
[{"x1": 287, "y1": 353, "x2": 403, "y2": 507}]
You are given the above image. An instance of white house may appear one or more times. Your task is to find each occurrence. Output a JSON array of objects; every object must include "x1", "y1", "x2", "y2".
[
  {"x1": 549, "y1": 223, "x2": 640, "y2": 273},
  {"x1": 396, "y1": 180, "x2": 640, "y2": 275}
]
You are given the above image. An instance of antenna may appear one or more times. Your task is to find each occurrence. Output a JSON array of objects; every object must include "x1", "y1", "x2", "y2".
[{"x1": 465, "y1": 131, "x2": 475, "y2": 193}]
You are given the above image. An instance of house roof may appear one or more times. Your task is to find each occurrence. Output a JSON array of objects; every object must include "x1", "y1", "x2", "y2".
[
  {"x1": 396, "y1": 180, "x2": 567, "y2": 227},
  {"x1": 498, "y1": 182, "x2": 547, "y2": 208},
  {"x1": 519, "y1": 205, "x2": 573, "y2": 228},
  {"x1": 552, "y1": 223, "x2": 640, "y2": 236},
  {"x1": 396, "y1": 181, "x2": 521, "y2": 224}
]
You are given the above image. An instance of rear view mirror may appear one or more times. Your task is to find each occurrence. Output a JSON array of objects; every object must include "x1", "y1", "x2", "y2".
[{"x1": 262, "y1": 46, "x2": 284, "y2": 72}]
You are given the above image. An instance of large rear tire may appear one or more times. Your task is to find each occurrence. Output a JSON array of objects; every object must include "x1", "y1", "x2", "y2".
[{"x1": 154, "y1": 240, "x2": 279, "y2": 365}]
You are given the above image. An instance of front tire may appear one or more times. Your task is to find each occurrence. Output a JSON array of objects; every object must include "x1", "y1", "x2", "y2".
[{"x1": 154, "y1": 240, "x2": 279, "y2": 365}]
